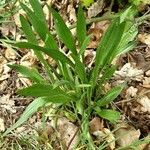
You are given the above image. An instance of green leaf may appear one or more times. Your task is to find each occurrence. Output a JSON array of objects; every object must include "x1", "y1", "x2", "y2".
[
  {"x1": 49, "y1": 7, "x2": 77, "y2": 55},
  {"x1": 29, "y1": 0, "x2": 46, "y2": 23},
  {"x1": 20, "y1": 3, "x2": 51, "y2": 42},
  {"x1": 91, "y1": 18, "x2": 126, "y2": 87},
  {"x1": 8, "y1": 64, "x2": 44, "y2": 83},
  {"x1": 81, "y1": 0, "x2": 94, "y2": 7},
  {"x1": 117, "y1": 24, "x2": 138, "y2": 55},
  {"x1": 96, "y1": 85, "x2": 124, "y2": 106},
  {"x1": 44, "y1": 33, "x2": 59, "y2": 50},
  {"x1": 3, "y1": 97, "x2": 48, "y2": 136},
  {"x1": 99, "y1": 65, "x2": 116, "y2": 86},
  {"x1": 15, "y1": 42, "x2": 74, "y2": 67},
  {"x1": 20, "y1": 15, "x2": 55, "y2": 82},
  {"x1": 77, "y1": 5, "x2": 86, "y2": 47},
  {"x1": 20, "y1": 14, "x2": 37, "y2": 44},
  {"x1": 79, "y1": 34, "x2": 92, "y2": 56},
  {"x1": 17, "y1": 84, "x2": 73, "y2": 103},
  {"x1": 95, "y1": 109, "x2": 120, "y2": 123},
  {"x1": 73, "y1": 55, "x2": 86, "y2": 82}
]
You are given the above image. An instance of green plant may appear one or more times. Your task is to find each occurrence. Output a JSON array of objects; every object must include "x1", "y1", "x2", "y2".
[
  {"x1": 129, "y1": 0, "x2": 150, "y2": 6},
  {"x1": 3, "y1": 0, "x2": 138, "y2": 148}
]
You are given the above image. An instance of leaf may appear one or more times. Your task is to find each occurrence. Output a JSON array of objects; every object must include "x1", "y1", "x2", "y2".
[
  {"x1": 20, "y1": 15, "x2": 55, "y2": 82},
  {"x1": 20, "y1": 3, "x2": 51, "y2": 42},
  {"x1": 73, "y1": 55, "x2": 86, "y2": 82},
  {"x1": 44, "y1": 33, "x2": 59, "y2": 50},
  {"x1": 96, "y1": 85, "x2": 124, "y2": 106},
  {"x1": 79, "y1": 34, "x2": 92, "y2": 56},
  {"x1": 81, "y1": 0, "x2": 94, "y2": 7},
  {"x1": 91, "y1": 18, "x2": 126, "y2": 87},
  {"x1": 99, "y1": 65, "x2": 116, "y2": 86},
  {"x1": 20, "y1": 14, "x2": 37, "y2": 44},
  {"x1": 49, "y1": 7, "x2": 77, "y2": 55},
  {"x1": 15, "y1": 42, "x2": 74, "y2": 67},
  {"x1": 3, "y1": 97, "x2": 48, "y2": 136},
  {"x1": 95, "y1": 109, "x2": 120, "y2": 123},
  {"x1": 77, "y1": 5, "x2": 86, "y2": 47},
  {"x1": 29, "y1": 0, "x2": 46, "y2": 23},
  {"x1": 17, "y1": 84, "x2": 73, "y2": 103},
  {"x1": 8, "y1": 64, "x2": 44, "y2": 83}
]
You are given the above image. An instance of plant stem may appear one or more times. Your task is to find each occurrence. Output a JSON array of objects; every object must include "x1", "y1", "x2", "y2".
[{"x1": 69, "y1": 13, "x2": 150, "y2": 30}]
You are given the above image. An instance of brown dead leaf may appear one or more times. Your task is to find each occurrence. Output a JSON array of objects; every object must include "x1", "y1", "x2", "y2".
[
  {"x1": 94, "y1": 20, "x2": 110, "y2": 33},
  {"x1": 0, "y1": 55, "x2": 7, "y2": 74},
  {"x1": 88, "y1": 28, "x2": 103, "y2": 49},
  {"x1": 88, "y1": 0, "x2": 105, "y2": 18},
  {"x1": 67, "y1": 4, "x2": 76, "y2": 23},
  {"x1": 115, "y1": 63, "x2": 144, "y2": 81},
  {"x1": 93, "y1": 128, "x2": 115, "y2": 150},
  {"x1": 138, "y1": 33, "x2": 150, "y2": 47},
  {"x1": 145, "y1": 70, "x2": 150, "y2": 77},
  {"x1": 0, "y1": 94, "x2": 16, "y2": 113},
  {"x1": 51, "y1": 117, "x2": 78, "y2": 150},
  {"x1": 20, "y1": 51, "x2": 37, "y2": 67},
  {"x1": 115, "y1": 123, "x2": 141, "y2": 147},
  {"x1": 1, "y1": 23, "x2": 16, "y2": 37},
  {"x1": 89, "y1": 117, "x2": 104, "y2": 134},
  {"x1": 138, "y1": 96, "x2": 150, "y2": 113},
  {"x1": 126, "y1": 86, "x2": 138, "y2": 98},
  {"x1": 84, "y1": 50, "x2": 96, "y2": 67},
  {"x1": 5, "y1": 48, "x2": 17, "y2": 60},
  {"x1": 0, "y1": 118, "x2": 5, "y2": 132}
]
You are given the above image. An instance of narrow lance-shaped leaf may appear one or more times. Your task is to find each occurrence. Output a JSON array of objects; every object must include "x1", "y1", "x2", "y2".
[
  {"x1": 3, "y1": 97, "x2": 48, "y2": 136},
  {"x1": 8, "y1": 64, "x2": 45, "y2": 83},
  {"x1": 15, "y1": 42, "x2": 74, "y2": 67},
  {"x1": 95, "y1": 109, "x2": 120, "y2": 123},
  {"x1": 21, "y1": 3, "x2": 50, "y2": 42},
  {"x1": 20, "y1": 14, "x2": 37, "y2": 44},
  {"x1": 49, "y1": 7, "x2": 77, "y2": 55},
  {"x1": 72, "y1": 54, "x2": 87, "y2": 83},
  {"x1": 17, "y1": 84, "x2": 73, "y2": 103},
  {"x1": 29, "y1": 0, "x2": 46, "y2": 23},
  {"x1": 99, "y1": 65, "x2": 116, "y2": 86},
  {"x1": 103, "y1": 21, "x2": 126, "y2": 65},
  {"x1": 96, "y1": 84, "x2": 124, "y2": 107},
  {"x1": 91, "y1": 18, "x2": 126, "y2": 87},
  {"x1": 79, "y1": 34, "x2": 92, "y2": 56},
  {"x1": 77, "y1": 5, "x2": 86, "y2": 47},
  {"x1": 20, "y1": 15, "x2": 55, "y2": 82}
]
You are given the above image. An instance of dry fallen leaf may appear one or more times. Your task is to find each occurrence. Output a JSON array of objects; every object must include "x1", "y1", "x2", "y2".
[
  {"x1": 88, "y1": 0, "x2": 104, "y2": 18},
  {"x1": 138, "y1": 33, "x2": 150, "y2": 47},
  {"x1": 126, "y1": 86, "x2": 138, "y2": 98},
  {"x1": 67, "y1": 4, "x2": 76, "y2": 23},
  {"x1": 88, "y1": 28, "x2": 103, "y2": 49},
  {"x1": 51, "y1": 117, "x2": 78, "y2": 150},
  {"x1": 145, "y1": 70, "x2": 150, "y2": 77},
  {"x1": 0, "y1": 94, "x2": 16, "y2": 113},
  {"x1": 0, "y1": 118, "x2": 5, "y2": 132},
  {"x1": 84, "y1": 50, "x2": 96, "y2": 67},
  {"x1": 93, "y1": 128, "x2": 115, "y2": 150},
  {"x1": 5, "y1": 48, "x2": 17, "y2": 60},
  {"x1": 115, "y1": 123, "x2": 141, "y2": 147},
  {"x1": 138, "y1": 96, "x2": 150, "y2": 113},
  {"x1": 115, "y1": 63, "x2": 144, "y2": 81},
  {"x1": 89, "y1": 117, "x2": 104, "y2": 134}
]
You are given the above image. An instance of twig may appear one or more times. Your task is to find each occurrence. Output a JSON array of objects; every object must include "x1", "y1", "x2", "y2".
[
  {"x1": 67, "y1": 127, "x2": 80, "y2": 150},
  {"x1": 108, "y1": 0, "x2": 115, "y2": 13}
]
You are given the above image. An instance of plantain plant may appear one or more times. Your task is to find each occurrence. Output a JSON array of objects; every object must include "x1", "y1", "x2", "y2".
[{"x1": 3, "y1": 0, "x2": 138, "y2": 148}]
